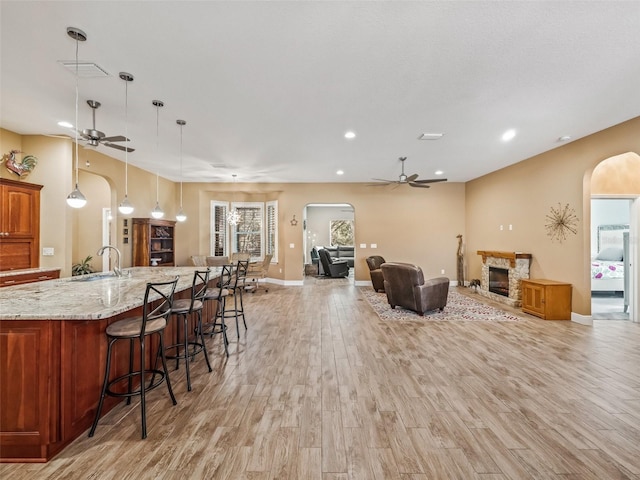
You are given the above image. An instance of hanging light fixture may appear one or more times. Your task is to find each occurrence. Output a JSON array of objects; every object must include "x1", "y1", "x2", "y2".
[
  {"x1": 175, "y1": 119, "x2": 187, "y2": 222},
  {"x1": 118, "y1": 72, "x2": 134, "y2": 215},
  {"x1": 226, "y1": 174, "x2": 240, "y2": 225},
  {"x1": 65, "y1": 27, "x2": 88, "y2": 208},
  {"x1": 150, "y1": 100, "x2": 164, "y2": 219}
]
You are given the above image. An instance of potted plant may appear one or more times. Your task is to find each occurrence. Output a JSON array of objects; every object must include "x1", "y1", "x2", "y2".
[{"x1": 72, "y1": 255, "x2": 95, "y2": 276}]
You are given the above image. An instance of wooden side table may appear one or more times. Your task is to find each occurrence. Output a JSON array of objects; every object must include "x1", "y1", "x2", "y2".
[{"x1": 521, "y1": 279, "x2": 572, "y2": 320}]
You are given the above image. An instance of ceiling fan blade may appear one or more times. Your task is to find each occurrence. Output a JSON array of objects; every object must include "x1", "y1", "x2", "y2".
[
  {"x1": 409, "y1": 182, "x2": 431, "y2": 188},
  {"x1": 103, "y1": 142, "x2": 135, "y2": 153},
  {"x1": 406, "y1": 173, "x2": 419, "y2": 182},
  {"x1": 371, "y1": 178, "x2": 396, "y2": 183},
  {"x1": 412, "y1": 178, "x2": 448, "y2": 184},
  {"x1": 101, "y1": 135, "x2": 129, "y2": 143}
]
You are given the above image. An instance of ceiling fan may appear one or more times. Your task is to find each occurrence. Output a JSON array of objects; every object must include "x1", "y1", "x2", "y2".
[
  {"x1": 370, "y1": 157, "x2": 447, "y2": 188},
  {"x1": 79, "y1": 100, "x2": 134, "y2": 152}
]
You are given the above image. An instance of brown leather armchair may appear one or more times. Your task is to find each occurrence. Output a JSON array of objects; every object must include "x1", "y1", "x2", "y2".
[
  {"x1": 381, "y1": 262, "x2": 449, "y2": 315},
  {"x1": 366, "y1": 255, "x2": 386, "y2": 292}
]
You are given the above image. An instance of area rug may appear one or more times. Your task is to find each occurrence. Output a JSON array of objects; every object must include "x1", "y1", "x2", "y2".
[{"x1": 361, "y1": 288, "x2": 524, "y2": 322}]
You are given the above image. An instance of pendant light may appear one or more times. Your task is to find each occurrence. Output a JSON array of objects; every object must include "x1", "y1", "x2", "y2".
[
  {"x1": 175, "y1": 119, "x2": 187, "y2": 222},
  {"x1": 226, "y1": 174, "x2": 240, "y2": 225},
  {"x1": 150, "y1": 100, "x2": 164, "y2": 219},
  {"x1": 65, "y1": 27, "x2": 87, "y2": 208},
  {"x1": 118, "y1": 72, "x2": 134, "y2": 215}
]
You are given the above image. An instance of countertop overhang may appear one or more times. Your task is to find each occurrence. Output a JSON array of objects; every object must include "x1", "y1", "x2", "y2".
[{"x1": 0, "y1": 266, "x2": 221, "y2": 321}]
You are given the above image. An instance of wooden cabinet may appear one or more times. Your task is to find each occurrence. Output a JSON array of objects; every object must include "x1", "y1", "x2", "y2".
[
  {"x1": 0, "y1": 178, "x2": 42, "y2": 271},
  {"x1": 0, "y1": 269, "x2": 60, "y2": 288},
  {"x1": 521, "y1": 279, "x2": 572, "y2": 320},
  {"x1": 132, "y1": 218, "x2": 176, "y2": 267}
]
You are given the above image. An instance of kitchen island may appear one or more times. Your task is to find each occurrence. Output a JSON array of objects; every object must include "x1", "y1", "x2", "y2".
[{"x1": 0, "y1": 266, "x2": 220, "y2": 462}]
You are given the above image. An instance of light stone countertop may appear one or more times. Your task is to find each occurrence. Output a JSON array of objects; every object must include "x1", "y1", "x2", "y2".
[
  {"x1": 0, "y1": 266, "x2": 221, "y2": 321},
  {"x1": 0, "y1": 267, "x2": 61, "y2": 278}
]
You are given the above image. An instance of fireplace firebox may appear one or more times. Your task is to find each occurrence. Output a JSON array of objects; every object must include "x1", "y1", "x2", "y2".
[{"x1": 489, "y1": 267, "x2": 509, "y2": 297}]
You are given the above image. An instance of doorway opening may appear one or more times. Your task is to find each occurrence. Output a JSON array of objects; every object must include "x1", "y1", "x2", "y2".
[
  {"x1": 589, "y1": 152, "x2": 639, "y2": 323},
  {"x1": 303, "y1": 203, "x2": 355, "y2": 284}
]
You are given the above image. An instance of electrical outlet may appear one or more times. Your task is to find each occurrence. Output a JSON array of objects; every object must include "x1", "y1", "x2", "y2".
[
  {"x1": 509, "y1": 224, "x2": 513, "y2": 230},
  {"x1": 441, "y1": 269, "x2": 445, "y2": 274},
  {"x1": 500, "y1": 225, "x2": 504, "y2": 231},
  {"x1": 359, "y1": 243, "x2": 366, "y2": 248},
  {"x1": 371, "y1": 243, "x2": 377, "y2": 248},
  {"x1": 289, "y1": 243, "x2": 295, "y2": 248}
]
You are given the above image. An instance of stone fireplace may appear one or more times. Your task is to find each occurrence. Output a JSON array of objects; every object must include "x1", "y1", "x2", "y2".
[{"x1": 476, "y1": 251, "x2": 532, "y2": 307}]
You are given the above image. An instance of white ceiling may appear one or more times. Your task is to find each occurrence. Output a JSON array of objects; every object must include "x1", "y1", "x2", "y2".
[{"x1": 1, "y1": 1, "x2": 639, "y2": 184}]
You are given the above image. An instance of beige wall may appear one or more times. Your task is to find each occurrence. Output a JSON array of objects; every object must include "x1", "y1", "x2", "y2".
[
  {"x1": 465, "y1": 116, "x2": 640, "y2": 315},
  {"x1": 184, "y1": 181, "x2": 466, "y2": 283}
]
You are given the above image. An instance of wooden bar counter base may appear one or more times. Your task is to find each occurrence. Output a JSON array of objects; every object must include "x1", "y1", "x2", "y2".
[{"x1": 0, "y1": 266, "x2": 220, "y2": 462}]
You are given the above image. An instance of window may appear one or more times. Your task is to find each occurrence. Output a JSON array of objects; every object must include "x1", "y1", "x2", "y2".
[
  {"x1": 266, "y1": 201, "x2": 278, "y2": 263},
  {"x1": 232, "y1": 202, "x2": 263, "y2": 261},
  {"x1": 210, "y1": 201, "x2": 228, "y2": 257},
  {"x1": 210, "y1": 200, "x2": 278, "y2": 262},
  {"x1": 330, "y1": 219, "x2": 354, "y2": 246}
]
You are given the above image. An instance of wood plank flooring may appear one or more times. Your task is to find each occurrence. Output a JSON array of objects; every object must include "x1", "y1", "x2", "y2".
[{"x1": 2, "y1": 282, "x2": 640, "y2": 479}]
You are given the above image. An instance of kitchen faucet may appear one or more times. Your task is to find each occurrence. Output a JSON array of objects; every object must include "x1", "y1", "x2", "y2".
[{"x1": 97, "y1": 245, "x2": 123, "y2": 277}]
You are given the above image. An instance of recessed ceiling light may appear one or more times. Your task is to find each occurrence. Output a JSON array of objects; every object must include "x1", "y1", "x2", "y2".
[
  {"x1": 336, "y1": 170, "x2": 344, "y2": 175},
  {"x1": 418, "y1": 133, "x2": 444, "y2": 140},
  {"x1": 501, "y1": 129, "x2": 516, "y2": 142},
  {"x1": 58, "y1": 121, "x2": 73, "y2": 128},
  {"x1": 344, "y1": 131, "x2": 356, "y2": 139},
  {"x1": 558, "y1": 135, "x2": 571, "y2": 142},
  {"x1": 434, "y1": 170, "x2": 444, "y2": 175}
]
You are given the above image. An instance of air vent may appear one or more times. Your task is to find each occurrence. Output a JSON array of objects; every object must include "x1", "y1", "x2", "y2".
[
  {"x1": 418, "y1": 133, "x2": 444, "y2": 140},
  {"x1": 58, "y1": 61, "x2": 110, "y2": 78}
]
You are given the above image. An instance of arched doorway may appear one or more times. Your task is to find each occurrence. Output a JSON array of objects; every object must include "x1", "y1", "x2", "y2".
[
  {"x1": 590, "y1": 152, "x2": 640, "y2": 323},
  {"x1": 303, "y1": 203, "x2": 355, "y2": 284}
]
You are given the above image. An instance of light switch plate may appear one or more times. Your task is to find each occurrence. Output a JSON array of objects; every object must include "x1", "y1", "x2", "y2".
[
  {"x1": 289, "y1": 243, "x2": 295, "y2": 248},
  {"x1": 359, "y1": 243, "x2": 366, "y2": 248},
  {"x1": 370, "y1": 243, "x2": 377, "y2": 248},
  {"x1": 43, "y1": 247, "x2": 54, "y2": 256}
]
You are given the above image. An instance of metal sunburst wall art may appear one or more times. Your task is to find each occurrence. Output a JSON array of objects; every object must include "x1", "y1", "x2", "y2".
[{"x1": 545, "y1": 202, "x2": 579, "y2": 243}]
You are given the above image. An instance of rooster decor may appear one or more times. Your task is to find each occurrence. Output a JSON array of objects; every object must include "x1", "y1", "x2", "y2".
[{"x1": 2, "y1": 150, "x2": 38, "y2": 178}]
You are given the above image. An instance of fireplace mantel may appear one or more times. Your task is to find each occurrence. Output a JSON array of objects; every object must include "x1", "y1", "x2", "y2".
[{"x1": 477, "y1": 250, "x2": 532, "y2": 268}]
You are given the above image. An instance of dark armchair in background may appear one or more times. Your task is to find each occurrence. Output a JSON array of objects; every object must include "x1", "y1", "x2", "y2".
[
  {"x1": 366, "y1": 255, "x2": 386, "y2": 292},
  {"x1": 318, "y1": 248, "x2": 349, "y2": 278},
  {"x1": 381, "y1": 262, "x2": 449, "y2": 315}
]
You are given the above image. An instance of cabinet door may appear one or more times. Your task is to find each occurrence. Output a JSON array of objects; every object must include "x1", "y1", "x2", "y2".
[
  {"x1": 523, "y1": 282, "x2": 545, "y2": 316},
  {"x1": 1, "y1": 184, "x2": 38, "y2": 237}
]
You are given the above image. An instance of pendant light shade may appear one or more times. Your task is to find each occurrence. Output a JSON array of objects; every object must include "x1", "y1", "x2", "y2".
[
  {"x1": 176, "y1": 119, "x2": 187, "y2": 222},
  {"x1": 118, "y1": 72, "x2": 134, "y2": 215},
  {"x1": 150, "y1": 100, "x2": 164, "y2": 219},
  {"x1": 65, "y1": 27, "x2": 87, "y2": 209}
]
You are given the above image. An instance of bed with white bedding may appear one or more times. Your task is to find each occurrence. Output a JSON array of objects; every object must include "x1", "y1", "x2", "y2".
[{"x1": 591, "y1": 224, "x2": 628, "y2": 292}]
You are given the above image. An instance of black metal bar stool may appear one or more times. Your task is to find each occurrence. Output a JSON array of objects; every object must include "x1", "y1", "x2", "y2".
[
  {"x1": 89, "y1": 277, "x2": 179, "y2": 439},
  {"x1": 166, "y1": 269, "x2": 212, "y2": 391},
  {"x1": 201, "y1": 264, "x2": 233, "y2": 357},
  {"x1": 224, "y1": 259, "x2": 249, "y2": 339}
]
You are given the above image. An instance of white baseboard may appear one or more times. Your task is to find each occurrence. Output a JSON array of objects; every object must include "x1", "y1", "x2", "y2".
[{"x1": 571, "y1": 312, "x2": 593, "y2": 326}]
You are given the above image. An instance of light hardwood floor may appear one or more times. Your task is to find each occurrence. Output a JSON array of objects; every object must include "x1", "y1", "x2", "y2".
[{"x1": 2, "y1": 282, "x2": 640, "y2": 479}]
